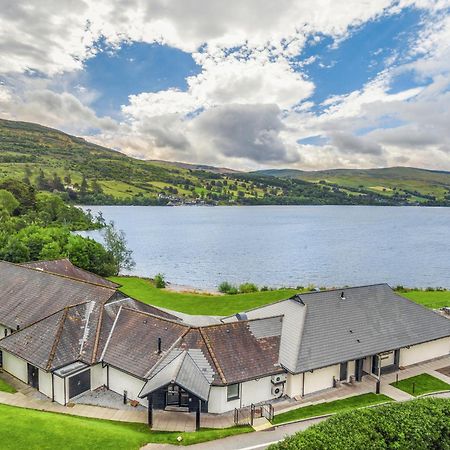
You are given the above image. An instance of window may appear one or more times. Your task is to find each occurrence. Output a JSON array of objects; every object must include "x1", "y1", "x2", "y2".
[{"x1": 227, "y1": 383, "x2": 240, "y2": 401}]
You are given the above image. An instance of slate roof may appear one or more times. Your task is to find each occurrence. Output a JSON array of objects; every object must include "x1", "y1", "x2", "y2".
[
  {"x1": 200, "y1": 316, "x2": 283, "y2": 384},
  {"x1": 230, "y1": 284, "x2": 450, "y2": 374},
  {"x1": 0, "y1": 302, "x2": 101, "y2": 370},
  {"x1": 101, "y1": 308, "x2": 189, "y2": 379},
  {"x1": 101, "y1": 308, "x2": 283, "y2": 384},
  {"x1": 0, "y1": 261, "x2": 116, "y2": 329},
  {"x1": 21, "y1": 259, "x2": 119, "y2": 288},
  {"x1": 139, "y1": 351, "x2": 211, "y2": 401},
  {"x1": 295, "y1": 284, "x2": 450, "y2": 372}
]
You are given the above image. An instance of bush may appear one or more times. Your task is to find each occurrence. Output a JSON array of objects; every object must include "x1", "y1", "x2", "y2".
[
  {"x1": 218, "y1": 281, "x2": 235, "y2": 294},
  {"x1": 154, "y1": 273, "x2": 166, "y2": 289},
  {"x1": 269, "y1": 398, "x2": 450, "y2": 450},
  {"x1": 239, "y1": 282, "x2": 259, "y2": 293}
]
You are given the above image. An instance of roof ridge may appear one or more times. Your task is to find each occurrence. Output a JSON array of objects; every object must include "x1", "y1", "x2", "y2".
[
  {"x1": 198, "y1": 328, "x2": 227, "y2": 384},
  {"x1": 120, "y1": 306, "x2": 189, "y2": 328},
  {"x1": 9, "y1": 260, "x2": 117, "y2": 291},
  {"x1": 144, "y1": 327, "x2": 191, "y2": 379},
  {"x1": 92, "y1": 305, "x2": 105, "y2": 364},
  {"x1": 100, "y1": 305, "x2": 123, "y2": 361},
  {"x1": 46, "y1": 307, "x2": 70, "y2": 371}
]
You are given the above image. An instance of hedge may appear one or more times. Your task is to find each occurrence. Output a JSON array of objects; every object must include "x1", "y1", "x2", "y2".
[{"x1": 269, "y1": 397, "x2": 450, "y2": 450}]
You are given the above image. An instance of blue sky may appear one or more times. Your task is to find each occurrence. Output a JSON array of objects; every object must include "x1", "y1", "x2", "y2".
[{"x1": 0, "y1": 1, "x2": 449, "y2": 170}]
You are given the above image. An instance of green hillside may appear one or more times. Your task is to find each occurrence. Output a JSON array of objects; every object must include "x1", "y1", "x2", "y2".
[
  {"x1": 1, "y1": 118, "x2": 449, "y2": 206},
  {"x1": 256, "y1": 167, "x2": 450, "y2": 205}
]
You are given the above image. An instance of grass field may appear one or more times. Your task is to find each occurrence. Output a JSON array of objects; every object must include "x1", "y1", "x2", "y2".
[
  {"x1": 110, "y1": 277, "x2": 450, "y2": 316},
  {"x1": 0, "y1": 379, "x2": 17, "y2": 393},
  {"x1": 0, "y1": 403, "x2": 251, "y2": 449},
  {"x1": 272, "y1": 393, "x2": 393, "y2": 425},
  {"x1": 400, "y1": 290, "x2": 450, "y2": 309},
  {"x1": 108, "y1": 276, "x2": 299, "y2": 315},
  {"x1": 391, "y1": 373, "x2": 450, "y2": 397}
]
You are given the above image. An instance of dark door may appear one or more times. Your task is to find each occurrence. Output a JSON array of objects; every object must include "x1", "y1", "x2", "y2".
[
  {"x1": 167, "y1": 384, "x2": 180, "y2": 406},
  {"x1": 68, "y1": 369, "x2": 91, "y2": 399},
  {"x1": 339, "y1": 362, "x2": 348, "y2": 381},
  {"x1": 27, "y1": 363, "x2": 39, "y2": 389},
  {"x1": 166, "y1": 385, "x2": 189, "y2": 407},
  {"x1": 355, "y1": 358, "x2": 364, "y2": 382}
]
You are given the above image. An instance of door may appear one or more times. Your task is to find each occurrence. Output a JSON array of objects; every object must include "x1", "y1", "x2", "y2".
[
  {"x1": 166, "y1": 384, "x2": 180, "y2": 406},
  {"x1": 339, "y1": 362, "x2": 348, "y2": 381},
  {"x1": 27, "y1": 363, "x2": 39, "y2": 389},
  {"x1": 355, "y1": 358, "x2": 364, "y2": 382},
  {"x1": 68, "y1": 369, "x2": 91, "y2": 399},
  {"x1": 394, "y1": 349, "x2": 400, "y2": 368},
  {"x1": 166, "y1": 384, "x2": 189, "y2": 407}
]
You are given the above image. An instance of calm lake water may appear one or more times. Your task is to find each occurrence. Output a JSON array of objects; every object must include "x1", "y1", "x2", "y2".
[{"x1": 81, "y1": 205, "x2": 450, "y2": 289}]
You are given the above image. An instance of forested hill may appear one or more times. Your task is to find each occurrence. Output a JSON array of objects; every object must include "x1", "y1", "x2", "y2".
[{"x1": 1, "y1": 118, "x2": 449, "y2": 206}]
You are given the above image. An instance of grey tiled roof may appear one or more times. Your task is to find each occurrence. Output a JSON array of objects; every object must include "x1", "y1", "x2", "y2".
[
  {"x1": 0, "y1": 302, "x2": 100, "y2": 370},
  {"x1": 295, "y1": 284, "x2": 450, "y2": 372},
  {"x1": 139, "y1": 351, "x2": 211, "y2": 401},
  {"x1": 0, "y1": 261, "x2": 116, "y2": 329},
  {"x1": 21, "y1": 259, "x2": 119, "y2": 288}
]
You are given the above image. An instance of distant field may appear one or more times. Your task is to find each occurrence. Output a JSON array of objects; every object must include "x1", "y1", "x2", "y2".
[{"x1": 110, "y1": 277, "x2": 449, "y2": 315}]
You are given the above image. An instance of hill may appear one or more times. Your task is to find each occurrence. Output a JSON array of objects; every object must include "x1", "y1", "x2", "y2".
[
  {"x1": 255, "y1": 167, "x2": 450, "y2": 204},
  {"x1": 1, "y1": 118, "x2": 449, "y2": 206}
]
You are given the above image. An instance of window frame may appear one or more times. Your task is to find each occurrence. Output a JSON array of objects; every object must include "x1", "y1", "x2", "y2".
[{"x1": 227, "y1": 383, "x2": 240, "y2": 401}]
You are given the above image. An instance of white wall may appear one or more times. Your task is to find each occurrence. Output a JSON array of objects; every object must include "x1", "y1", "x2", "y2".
[
  {"x1": 208, "y1": 376, "x2": 284, "y2": 413},
  {"x1": 91, "y1": 363, "x2": 105, "y2": 390},
  {"x1": 2, "y1": 351, "x2": 27, "y2": 383},
  {"x1": 303, "y1": 364, "x2": 340, "y2": 396},
  {"x1": 400, "y1": 337, "x2": 450, "y2": 367},
  {"x1": 108, "y1": 366, "x2": 147, "y2": 406},
  {"x1": 286, "y1": 373, "x2": 303, "y2": 397},
  {"x1": 53, "y1": 375, "x2": 65, "y2": 405},
  {"x1": 347, "y1": 360, "x2": 356, "y2": 380},
  {"x1": 39, "y1": 369, "x2": 52, "y2": 399}
]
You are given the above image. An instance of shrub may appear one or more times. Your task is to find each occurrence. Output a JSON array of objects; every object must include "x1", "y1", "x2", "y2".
[
  {"x1": 218, "y1": 281, "x2": 233, "y2": 293},
  {"x1": 154, "y1": 273, "x2": 166, "y2": 289},
  {"x1": 261, "y1": 286, "x2": 269, "y2": 291},
  {"x1": 227, "y1": 286, "x2": 239, "y2": 295},
  {"x1": 239, "y1": 283, "x2": 259, "y2": 293},
  {"x1": 269, "y1": 398, "x2": 450, "y2": 450}
]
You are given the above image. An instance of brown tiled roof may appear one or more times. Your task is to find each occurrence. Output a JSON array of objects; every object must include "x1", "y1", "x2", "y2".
[
  {"x1": 199, "y1": 317, "x2": 283, "y2": 384},
  {"x1": 0, "y1": 302, "x2": 100, "y2": 370},
  {"x1": 0, "y1": 261, "x2": 116, "y2": 329},
  {"x1": 101, "y1": 308, "x2": 189, "y2": 379},
  {"x1": 21, "y1": 259, "x2": 118, "y2": 288}
]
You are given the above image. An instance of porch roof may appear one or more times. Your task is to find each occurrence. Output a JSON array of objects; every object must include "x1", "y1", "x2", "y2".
[{"x1": 139, "y1": 351, "x2": 210, "y2": 401}]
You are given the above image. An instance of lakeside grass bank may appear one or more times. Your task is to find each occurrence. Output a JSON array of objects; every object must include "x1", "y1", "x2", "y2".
[{"x1": 109, "y1": 276, "x2": 450, "y2": 316}]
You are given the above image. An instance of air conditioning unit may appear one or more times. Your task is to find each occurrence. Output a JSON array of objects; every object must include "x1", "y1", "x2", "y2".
[
  {"x1": 271, "y1": 384, "x2": 284, "y2": 397},
  {"x1": 271, "y1": 374, "x2": 287, "y2": 384}
]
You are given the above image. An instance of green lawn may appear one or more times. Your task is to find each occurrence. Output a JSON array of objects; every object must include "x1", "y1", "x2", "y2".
[
  {"x1": 0, "y1": 403, "x2": 251, "y2": 449},
  {"x1": 0, "y1": 378, "x2": 17, "y2": 393},
  {"x1": 272, "y1": 393, "x2": 393, "y2": 425},
  {"x1": 391, "y1": 373, "x2": 450, "y2": 397},
  {"x1": 400, "y1": 290, "x2": 450, "y2": 309},
  {"x1": 109, "y1": 277, "x2": 449, "y2": 316},
  {"x1": 109, "y1": 276, "x2": 299, "y2": 316}
]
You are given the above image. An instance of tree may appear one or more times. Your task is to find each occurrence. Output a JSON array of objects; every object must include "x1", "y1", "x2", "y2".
[
  {"x1": 102, "y1": 221, "x2": 135, "y2": 275},
  {"x1": 0, "y1": 190, "x2": 19, "y2": 215}
]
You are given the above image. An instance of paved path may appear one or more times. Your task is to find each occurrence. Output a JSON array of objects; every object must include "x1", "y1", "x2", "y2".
[{"x1": 142, "y1": 417, "x2": 326, "y2": 450}]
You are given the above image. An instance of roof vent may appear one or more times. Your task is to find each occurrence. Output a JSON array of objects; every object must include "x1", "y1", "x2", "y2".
[
  {"x1": 226, "y1": 329, "x2": 230, "y2": 333},
  {"x1": 143, "y1": 319, "x2": 148, "y2": 324},
  {"x1": 236, "y1": 312, "x2": 248, "y2": 321},
  {"x1": 340, "y1": 291, "x2": 346, "y2": 300}
]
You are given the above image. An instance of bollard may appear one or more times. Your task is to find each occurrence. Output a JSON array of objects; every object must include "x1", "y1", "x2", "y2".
[{"x1": 123, "y1": 390, "x2": 128, "y2": 404}]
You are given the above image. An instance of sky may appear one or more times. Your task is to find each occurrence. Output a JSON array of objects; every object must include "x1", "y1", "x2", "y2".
[{"x1": 0, "y1": 1, "x2": 449, "y2": 171}]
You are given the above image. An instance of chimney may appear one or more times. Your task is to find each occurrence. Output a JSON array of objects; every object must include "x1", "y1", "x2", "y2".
[
  {"x1": 16, "y1": 324, "x2": 20, "y2": 332},
  {"x1": 340, "y1": 291, "x2": 346, "y2": 300},
  {"x1": 157, "y1": 337, "x2": 162, "y2": 354}
]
